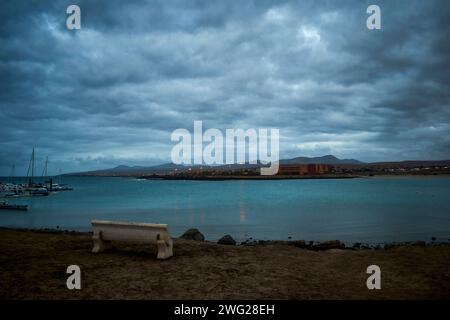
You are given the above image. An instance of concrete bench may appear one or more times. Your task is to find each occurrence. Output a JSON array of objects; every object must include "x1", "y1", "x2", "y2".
[{"x1": 91, "y1": 219, "x2": 173, "y2": 259}]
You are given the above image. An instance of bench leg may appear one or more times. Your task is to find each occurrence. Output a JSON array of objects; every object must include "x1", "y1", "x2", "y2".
[
  {"x1": 156, "y1": 238, "x2": 173, "y2": 260},
  {"x1": 92, "y1": 232, "x2": 113, "y2": 253}
]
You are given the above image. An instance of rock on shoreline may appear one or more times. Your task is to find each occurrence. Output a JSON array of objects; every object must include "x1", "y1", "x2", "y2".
[
  {"x1": 217, "y1": 235, "x2": 236, "y2": 245},
  {"x1": 180, "y1": 228, "x2": 205, "y2": 241}
]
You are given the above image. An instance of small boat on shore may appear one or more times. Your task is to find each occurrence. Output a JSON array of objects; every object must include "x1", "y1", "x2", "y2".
[{"x1": 0, "y1": 201, "x2": 28, "y2": 211}]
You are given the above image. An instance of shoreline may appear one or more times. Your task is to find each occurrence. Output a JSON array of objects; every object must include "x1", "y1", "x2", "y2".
[
  {"x1": 1, "y1": 226, "x2": 447, "y2": 250},
  {"x1": 62, "y1": 173, "x2": 450, "y2": 179},
  {"x1": 1, "y1": 228, "x2": 449, "y2": 299},
  {"x1": 139, "y1": 174, "x2": 359, "y2": 181}
]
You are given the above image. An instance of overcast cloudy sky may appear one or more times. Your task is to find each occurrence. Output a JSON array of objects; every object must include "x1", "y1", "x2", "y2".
[{"x1": 1, "y1": 0, "x2": 449, "y2": 175}]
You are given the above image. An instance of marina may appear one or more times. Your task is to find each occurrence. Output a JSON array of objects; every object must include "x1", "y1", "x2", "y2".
[{"x1": 0, "y1": 148, "x2": 73, "y2": 203}]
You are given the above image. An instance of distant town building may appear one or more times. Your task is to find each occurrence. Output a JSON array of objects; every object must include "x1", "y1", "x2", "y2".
[{"x1": 277, "y1": 164, "x2": 333, "y2": 175}]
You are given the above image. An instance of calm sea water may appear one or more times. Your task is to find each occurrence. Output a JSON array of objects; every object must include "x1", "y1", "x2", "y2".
[{"x1": 1, "y1": 176, "x2": 449, "y2": 244}]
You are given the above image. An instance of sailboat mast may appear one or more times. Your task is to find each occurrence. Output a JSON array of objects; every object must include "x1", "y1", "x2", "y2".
[
  {"x1": 31, "y1": 147, "x2": 35, "y2": 180},
  {"x1": 26, "y1": 147, "x2": 35, "y2": 187},
  {"x1": 42, "y1": 156, "x2": 48, "y2": 177}
]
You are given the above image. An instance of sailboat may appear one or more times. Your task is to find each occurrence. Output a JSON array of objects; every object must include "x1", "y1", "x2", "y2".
[
  {"x1": 0, "y1": 164, "x2": 25, "y2": 197},
  {"x1": 41, "y1": 155, "x2": 73, "y2": 192},
  {"x1": 25, "y1": 148, "x2": 49, "y2": 196}
]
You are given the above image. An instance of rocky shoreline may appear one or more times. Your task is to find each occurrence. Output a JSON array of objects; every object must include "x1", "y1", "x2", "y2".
[
  {"x1": 180, "y1": 228, "x2": 449, "y2": 250},
  {"x1": 3, "y1": 226, "x2": 447, "y2": 251}
]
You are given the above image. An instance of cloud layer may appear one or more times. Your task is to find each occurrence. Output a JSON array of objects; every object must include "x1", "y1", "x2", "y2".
[{"x1": 1, "y1": 0, "x2": 449, "y2": 175}]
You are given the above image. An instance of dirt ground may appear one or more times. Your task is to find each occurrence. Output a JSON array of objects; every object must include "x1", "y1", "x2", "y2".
[{"x1": 0, "y1": 229, "x2": 449, "y2": 299}]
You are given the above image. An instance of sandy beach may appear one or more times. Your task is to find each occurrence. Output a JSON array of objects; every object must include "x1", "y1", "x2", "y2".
[{"x1": 0, "y1": 229, "x2": 449, "y2": 300}]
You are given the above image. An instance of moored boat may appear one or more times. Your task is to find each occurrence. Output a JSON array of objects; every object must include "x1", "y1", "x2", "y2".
[
  {"x1": 50, "y1": 183, "x2": 73, "y2": 191},
  {"x1": 27, "y1": 187, "x2": 49, "y2": 196},
  {"x1": 0, "y1": 201, "x2": 28, "y2": 211}
]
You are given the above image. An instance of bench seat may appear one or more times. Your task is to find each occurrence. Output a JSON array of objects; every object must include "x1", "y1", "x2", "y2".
[{"x1": 91, "y1": 219, "x2": 173, "y2": 259}]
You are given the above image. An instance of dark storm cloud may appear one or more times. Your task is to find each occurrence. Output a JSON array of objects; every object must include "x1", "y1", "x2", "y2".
[{"x1": 1, "y1": 0, "x2": 449, "y2": 174}]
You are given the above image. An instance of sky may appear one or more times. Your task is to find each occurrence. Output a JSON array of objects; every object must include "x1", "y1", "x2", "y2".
[{"x1": 0, "y1": 0, "x2": 449, "y2": 175}]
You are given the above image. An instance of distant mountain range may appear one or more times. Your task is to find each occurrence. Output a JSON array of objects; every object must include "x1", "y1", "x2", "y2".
[{"x1": 280, "y1": 155, "x2": 363, "y2": 165}]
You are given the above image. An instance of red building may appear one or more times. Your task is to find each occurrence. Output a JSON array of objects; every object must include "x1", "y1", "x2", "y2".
[{"x1": 277, "y1": 164, "x2": 332, "y2": 175}]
